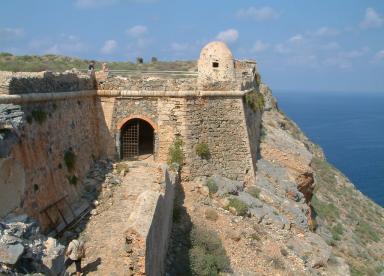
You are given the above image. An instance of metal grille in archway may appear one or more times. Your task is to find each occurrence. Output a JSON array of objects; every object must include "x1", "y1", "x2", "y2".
[{"x1": 121, "y1": 121, "x2": 139, "y2": 160}]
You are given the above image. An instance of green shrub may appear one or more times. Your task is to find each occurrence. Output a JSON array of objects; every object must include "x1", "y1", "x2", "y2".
[
  {"x1": 245, "y1": 91, "x2": 264, "y2": 112},
  {"x1": 311, "y1": 195, "x2": 339, "y2": 222},
  {"x1": 247, "y1": 186, "x2": 260, "y2": 198},
  {"x1": 168, "y1": 136, "x2": 184, "y2": 166},
  {"x1": 205, "y1": 209, "x2": 218, "y2": 221},
  {"x1": 196, "y1": 143, "x2": 210, "y2": 159},
  {"x1": 228, "y1": 198, "x2": 248, "y2": 216},
  {"x1": 206, "y1": 179, "x2": 218, "y2": 195},
  {"x1": 31, "y1": 109, "x2": 47, "y2": 124},
  {"x1": 250, "y1": 233, "x2": 260, "y2": 241},
  {"x1": 67, "y1": 175, "x2": 78, "y2": 185},
  {"x1": 331, "y1": 223, "x2": 344, "y2": 241},
  {"x1": 375, "y1": 265, "x2": 384, "y2": 274},
  {"x1": 115, "y1": 162, "x2": 129, "y2": 174},
  {"x1": 189, "y1": 226, "x2": 231, "y2": 275},
  {"x1": 301, "y1": 255, "x2": 310, "y2": 263},
  {"x1": 355, "y1": 220, "x2": 380, "y2": 242},
  {"x1": 64, "y1": 150, "x2": 76, "y2": 171}
]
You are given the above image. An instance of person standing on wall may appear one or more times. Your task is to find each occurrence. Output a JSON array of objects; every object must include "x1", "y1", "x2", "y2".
[{"x1": 88, "y1": 61, "x2": 95, "y2": 75}]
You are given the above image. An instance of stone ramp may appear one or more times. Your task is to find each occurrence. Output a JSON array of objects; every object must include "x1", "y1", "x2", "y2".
[{"x1": 68, "y1": 163, "x2": 163, "y2": 276}]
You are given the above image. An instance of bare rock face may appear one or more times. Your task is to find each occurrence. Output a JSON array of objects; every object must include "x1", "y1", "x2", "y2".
[
  {"x1": 0, "y1": 243, "x2": 24, "y2": 265},
  {"x1": 0, "y1": 214, "x2": 65, "y2": 275},
  {"x1": 209, "y1": 175, "x2": 244, "y2": 196},
  {"x1": 296, "y1": 172, "x2": 315, "y2": 203},
  {"x1": 287, "y1": 232, "x2": 331, "y2": 268},
  {"x1": 40, "y1": 237, "x2": 65, "y2": 276}
]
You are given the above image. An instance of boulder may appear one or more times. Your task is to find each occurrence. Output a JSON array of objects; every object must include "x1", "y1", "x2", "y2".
[
  {"x1": 325, "y1": 256, "x2": 351, "y2": 276},
  {"x1": 40, "y1": 237, "x2": 65, "y2": 276},
  {"x1": 0, "y1": 213, "x2": 65, "y2": 275},
  {"x1": 287, "y1": 232, "x2": 331, "y2": 268},
  {"x1": 0, "y1": 242, "x2": 24, "y2": 265},
  {"x1": 210, "y1": 175, "x2": 243, "y2": 196},
  {"x1": 281, "y1": 200, "x2": 308, "y2": 229},
  {"x1": 238, "y1": 192, "x2": 263, "y2": 208}
]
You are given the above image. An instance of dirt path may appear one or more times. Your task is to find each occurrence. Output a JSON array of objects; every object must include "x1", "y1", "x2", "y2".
[{"x1": 68, "y1": 163, "x2": 160, "y2": 276}]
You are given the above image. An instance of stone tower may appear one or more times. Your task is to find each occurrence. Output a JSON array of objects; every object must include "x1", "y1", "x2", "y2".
[{"x1": 197, "y1": 41, "x2": 236, "y2": 86}]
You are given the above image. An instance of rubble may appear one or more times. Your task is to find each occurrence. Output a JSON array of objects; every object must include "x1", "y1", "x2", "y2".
[{"x1": 0, "y1": 214, "x2": 65, "y2": 275}]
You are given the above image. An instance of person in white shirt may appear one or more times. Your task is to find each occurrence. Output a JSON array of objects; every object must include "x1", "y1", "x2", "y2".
[{"x1": 64, "y1": 238, "x2": 85, "y2": 276}]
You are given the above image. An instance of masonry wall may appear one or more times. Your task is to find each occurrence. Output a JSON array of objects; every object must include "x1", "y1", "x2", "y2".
[
  {"x1": 243, "y1": 101, "x2": 263, "y2": 176},
  {"x1": 101, "y1": 96, "x2": 185, "y2": 163},
  {"x1": 182, "y1": 97, "x2": 256, "y2": 181},
  {"x1": 99, "y1": 93, "x2": 258, "y2": 181},
  {"x1": 0, "y1": 95, "x2": 110, "y2": 230},
  {"x1": 124, "y1": 166, "x2": 177, "y2": 276}
]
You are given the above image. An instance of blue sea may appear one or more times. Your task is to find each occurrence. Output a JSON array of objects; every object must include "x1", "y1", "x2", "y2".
[{"x1": 273, "y1": 90, "x2": 384, "y2": 207}]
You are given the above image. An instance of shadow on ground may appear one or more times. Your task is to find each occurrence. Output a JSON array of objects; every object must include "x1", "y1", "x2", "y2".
[
  {"x1": 82, "y1": 257, "x2": 102, "y2": 275},
  {"x1": 165, "y1": 180, "x2": 193, "y2": 275}
]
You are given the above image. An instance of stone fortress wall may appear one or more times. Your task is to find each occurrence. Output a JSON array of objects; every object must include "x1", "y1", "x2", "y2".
[
  {"x1": 0, "y1": 72, "x2": 113, "y2": 231},
  {"x1": 0, "y1": 41, "x2": 263, "y2": 231}
]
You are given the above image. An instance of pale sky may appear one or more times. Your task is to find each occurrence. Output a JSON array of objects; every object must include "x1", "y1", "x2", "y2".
[{"x1": 1, "y1": 0, "x2": 384, "y2": 92}]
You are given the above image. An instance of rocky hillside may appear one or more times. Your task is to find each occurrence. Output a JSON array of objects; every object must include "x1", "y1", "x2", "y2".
[
  {"x1": 260, "y1": 85, "x2": 384, "y2": 275},
  {"x1": 0, "y1": 52, "x2": 196, "y2": 72},
  {"x1": 166, "y1": 84, "x2": 384, "y2": 275}
]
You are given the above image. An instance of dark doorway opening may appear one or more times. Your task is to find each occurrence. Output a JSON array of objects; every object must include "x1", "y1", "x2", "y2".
[{"x1": 121, "y1": 119, "x2": 154, "y2": 160}]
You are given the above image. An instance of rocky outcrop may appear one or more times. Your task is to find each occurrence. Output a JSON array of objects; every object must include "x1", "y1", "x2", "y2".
[{"x1": 0, "y1": 214, "x2": 65, "y2": 275}]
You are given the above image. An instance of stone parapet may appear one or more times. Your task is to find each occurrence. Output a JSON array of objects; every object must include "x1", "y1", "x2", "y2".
[
  {"x1": 124, "y1": 165, "x2": 177, "y2": 276},
  {"x1": 0, "y1": 71, "x2": 94, "y2": 95},
  {"x1": 97, "y1": 75, "x2": 197, "y2": 91},
  {"x1": 0, "y1": 90, "x2": 96, "y2": 104},
  {"x1": 97, "y1": 89, "x2": 253, "y2": 97}
]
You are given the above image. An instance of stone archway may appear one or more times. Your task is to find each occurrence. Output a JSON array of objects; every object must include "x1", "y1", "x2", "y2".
[{"x1": 118, "y1": 116, "x2": 157, "y2": 160}]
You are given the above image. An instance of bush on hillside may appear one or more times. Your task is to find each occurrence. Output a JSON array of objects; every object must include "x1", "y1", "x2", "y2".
[
  {"x1": 206, "y1": 179, "x2": 218, "y2": 195},
  {"x1": 228, "y1": 198, "x2": 248, "y2": 216},
  {"x1": 247, "y1": 186, "x2": 260, "y2": 198},
  {"x1": 64, "y1": 149, "x2": 76, "y2": 172},
  {"x1": 189, "y1": 226, "x2": 231, "y2": 275},
  {"x1": 245, "y1": 91, "x2": 264, "y2": 112},
  {"x1": 168, "y1": 136, "x2": 184, "y2": 167}
]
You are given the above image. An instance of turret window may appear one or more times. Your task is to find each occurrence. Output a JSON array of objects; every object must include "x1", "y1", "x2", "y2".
[{"x1": 212, "y1": 62, "x2": 219, "y2": 68}]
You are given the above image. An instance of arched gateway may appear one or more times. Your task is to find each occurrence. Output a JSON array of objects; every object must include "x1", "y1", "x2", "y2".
[{"x1": 120, "y1": 118, "x2": 155, "y2": 160}]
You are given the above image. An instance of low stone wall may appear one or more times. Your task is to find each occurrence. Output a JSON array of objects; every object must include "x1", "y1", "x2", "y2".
[
  {"x1": 125, "y1": 166, "x2": 177, "y2": 276},
  {"x1": 0, "y1": 71, "x2": 94, "y2": 95},
  {"x1": 98, "y1": 75, "x2": 197, "y2": 91}
]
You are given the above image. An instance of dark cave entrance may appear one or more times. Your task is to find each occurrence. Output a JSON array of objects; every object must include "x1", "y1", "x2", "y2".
[{"x1": 120, "y1": 119, "x2": 154, "y2": 160}]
